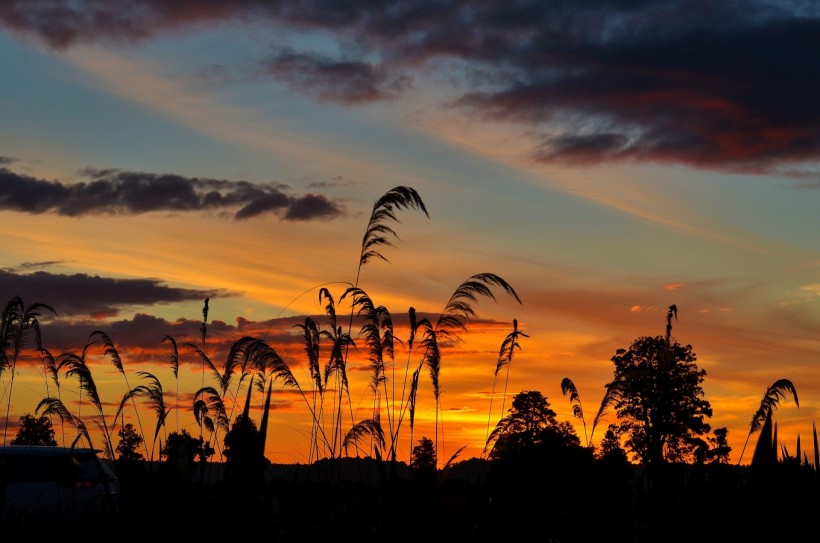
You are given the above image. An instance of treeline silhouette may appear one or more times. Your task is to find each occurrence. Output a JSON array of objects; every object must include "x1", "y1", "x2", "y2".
[{"x1": 1, "y1": 186, "x2": 817, "y2": 542}]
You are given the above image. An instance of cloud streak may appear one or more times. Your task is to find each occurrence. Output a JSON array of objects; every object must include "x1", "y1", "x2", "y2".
[
  {"x1": 0, "y1": 269, "x2": 233, "y2": 318},
  {"x1": 2, "y1": 1, "x2": 820, "y2": 174},
  {"x1": 0, "y1": 167, "x2": 343, "y2": 220}
]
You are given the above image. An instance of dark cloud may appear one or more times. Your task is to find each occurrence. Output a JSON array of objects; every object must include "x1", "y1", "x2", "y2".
[
  {"x1": 258, "y1": 47, "x2": 412, "y2": 105},
  {"x1": 0, "y1": 167, "x2": 344, "y2": 220},
  {"x1": 2, "y1": 1, "x2": 820, "y2": 173},
  {"x1": 0, "y1": 270, "x2": 233, "y2": 318},
  {"x1": 284, "y1": 193, "x2": 342, "y2": 221},
  {"x1": 0, "y1": 156, "x2": 16, "y2": 164}
]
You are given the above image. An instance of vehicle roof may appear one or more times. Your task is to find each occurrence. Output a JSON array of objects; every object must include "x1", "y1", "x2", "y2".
[{"x1": 0, "y1": 445, "x2": 103, "y2": 456}]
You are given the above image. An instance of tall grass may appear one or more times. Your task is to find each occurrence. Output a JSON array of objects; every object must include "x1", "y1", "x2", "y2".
[
  {"x1": 0, "y1": 297, "x2": 55, "y2": 445},
  {"x1": 17, "y1": 185, "x2": 812, "y2": 478},
  {"x1": 1, "y1": 187, "x2": 509, "y2": 468}
]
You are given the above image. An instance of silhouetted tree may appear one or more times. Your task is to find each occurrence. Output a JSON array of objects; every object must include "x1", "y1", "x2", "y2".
[
  {"x1": 602, "y1": 307, "x2": 713, "y2": 542},
  {"x1": 597, "y1": 423, "x2": 628, "y2": 463},
  {"x1": 706, "y1": 427, "x2": 731, "y2": 464},
  {"x1": 486, "y1": 390, "x2": 580, "y2": 460},
  {"x1": 410, "y1": 436, "x2": 437, "y2": 470},
  {"x1": 604, "y1": 319, "x2": 712, "y2": 466},
  {"x1": 485, "y1": 390, "x2": 590, "y2": 542},
  {"x1": 10, "y1": 413, "x2": 57, "y2": 446},
  {"x1": 223, "y1": 413, "x2": 266, "y2": 487},
  {"x1": 410, "y1": 436, "x2": 437, "y2": 490},
  {"x1": 160, "y1": 429, "x2": 209, "y2": 484},
  {"x1": 116, "y1": 423, "x2": 144, "y2": 462}
]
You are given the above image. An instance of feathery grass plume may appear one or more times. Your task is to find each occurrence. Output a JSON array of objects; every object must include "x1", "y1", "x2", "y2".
[
  {"x1": 38, "y1": 347, "x2": 60, "y2": 394},
  {"x1": 295, "y1": 317, "x2": 322, "y2": 392},
  {"x1": 0, "y1": 297, "x2": 56, "y2": 445},
  {"x1": 341, "y1": 286, "x2": 399, "y2": 458},
  {"x1": 186, "y1": 335, "x2": 258, "y2": 460},
  {"x1": 344, "y1": 186, "x2": 426, "y2": 459},
  {"x1": 193, "y1": 386, "x2": 229, "y2": 446},
  {"x1": 387, "y1": 307, "x2": 427, "y2": 462},
  {"x1": 484, "y1": 320, "x2": 528, "y2": 456},
  {"x1": 35, "y1": 396, "x2": 92, "y2": 448},
  {"x1": 410, "y1": 273, "x2": 521, "y2": 462},
  {"x1": 36, "y1": 347, "x2": 64, "y2": 445},
  {"x1": 248, "y1": 337, "x2": 335, "y2": 459},
  {"x1": 38, "y1": 349, "x2": 59, "y2": 425},
  {"x1": 89, "y1": 330, "x2": 150, "y2": 460},
  {"x1": 163, "y1": 335, "x2": 180, "y2": 433},
  {"x1": 484, "y1": 412, "x2": 513, "y2": 452},
  {"x1": 813, "y1": 421, "x2": 819, "y2": 484},
  {"x1": 233, "y1": 338, "x2": 281, "y2": 465},
  {"x1": 294, "y1": 316, "x2": 328, "y2": 461},
  {"x1": 56, "y1": 349, "x2": 116, "y2": 459},
  {"x1": 198, "y1": 298, "x2": 209, "y2": 446},
  {"x1": 201, "y1": 297, "x2": 209, "y2": 346},
  {"x1": 257, "y1": 379, "x2": 273, "y2": 459},
  {"x1": 739, "y1": 378, "x2": 799, "y2": 465},
  {"x1": 245, "y1": 338, "x2": 300, "y2": 390},
  {"x1": 356, "y1": 186, "x2": 429, "y2": 277},
  {"x1": 435, "y1": 444, "x2": 468, "y2": 489},
  {"x1": 590, "y1": 380, "x2": 623, "y2": 446},
  {"x1": 244, "y1": 336, "x2": 302, "y2": 455},
  {"x1": 225, "y1": 337, "x2": 258, "y2": 426},
  {"x1": 436, "y1": 273, "x2": 522, "y2": 339},
  {"x1": 125, "y1": 371, "x2": 171, "y2": 462},
  {"x1": 184, "y1": 339, "x2": 221, "y2": 457},
  {"x1": 343, "y1": 417, "x2": 385, "y2": 457},
  {"x1": 443, "y1": 445, "x2": 466, "y2": 470},
  {"x1": 317, "y1": 288, "x2": 356, "y2": 458},
  {"x1": 561, "y1": 377, "x2": 589, "y2": 447},
  {"x1": 750, "y1": 409, "x2": 778, "y2": 468},
  {"x1": 407, "y1": 367, "x2": 421, "y2": 458},
  {"x1": 418, "y1": 321, "x2": 442, "y2": 448}
]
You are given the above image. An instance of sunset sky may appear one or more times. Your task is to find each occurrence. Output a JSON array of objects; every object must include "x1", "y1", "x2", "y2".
[{"x1": 1, "y1": 1, "x2": 818, "y2": 466}]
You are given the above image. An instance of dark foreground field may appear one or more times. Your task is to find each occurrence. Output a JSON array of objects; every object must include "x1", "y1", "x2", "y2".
[{"x1": 5, "y1": 457, "x2": 819, "y2": 543}]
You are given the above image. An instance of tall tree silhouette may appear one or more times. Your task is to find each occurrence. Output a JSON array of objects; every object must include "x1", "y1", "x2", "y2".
[
  {"x1": 603, "y1": 306, "x2": 712, "y2": 466},
  {"x1": 485, "y1": 390, "x2": 579, "y2": 459}
]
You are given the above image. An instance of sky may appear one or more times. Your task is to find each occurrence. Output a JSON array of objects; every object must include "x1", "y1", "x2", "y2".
[{"x1": 0, "y1": 0, "x2": 819, "y2": 466}]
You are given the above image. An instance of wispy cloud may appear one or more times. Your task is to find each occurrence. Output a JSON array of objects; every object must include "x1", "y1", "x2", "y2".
[
  {"x1": 3, "y1": 1, "x2": 820, "y2": 174},
  {"x1": 256, "y1": 46, "x2": 412, "y2": 105}
]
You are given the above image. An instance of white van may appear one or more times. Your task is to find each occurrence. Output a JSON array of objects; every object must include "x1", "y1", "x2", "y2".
[{"x1": 0, "y1": 445, "x2": 120, "y2": 527}]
